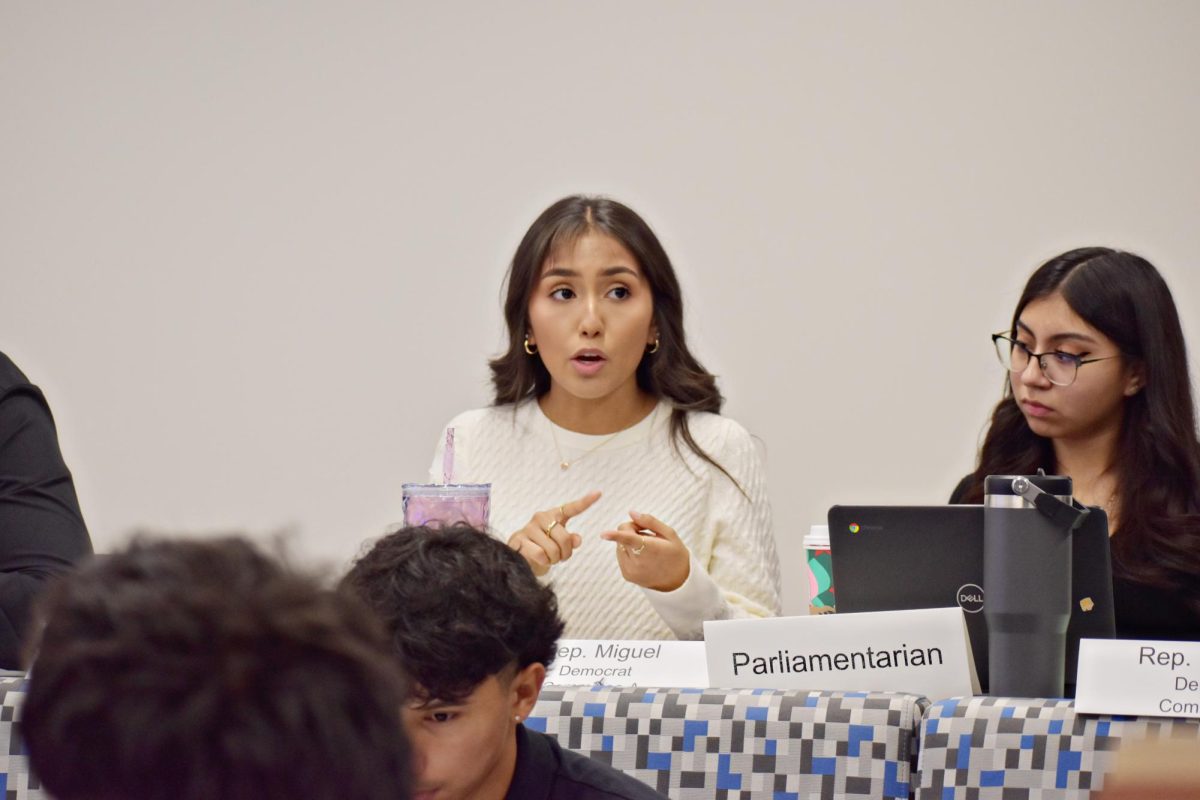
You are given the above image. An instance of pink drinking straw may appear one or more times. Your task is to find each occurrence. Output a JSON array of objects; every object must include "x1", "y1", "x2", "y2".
[{"x1": 442, "y1": 428, "x2": 455, "y2": 484}]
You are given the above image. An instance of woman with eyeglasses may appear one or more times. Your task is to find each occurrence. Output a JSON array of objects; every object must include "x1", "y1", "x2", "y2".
[
  {"x1": 951, "y1": 247, "x2": 1200, "y2": 639},
  {"x1": 427, "y1": 195, "x2": 780, "y2": 640}
]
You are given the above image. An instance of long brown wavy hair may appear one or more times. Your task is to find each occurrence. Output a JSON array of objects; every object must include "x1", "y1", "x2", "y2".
[
  {"x1": 489, "y1": 195, "x2": 737, "y2": 486},
  {"x1": 961, "y1": 247, "x2": 1200, "y2": 595}
]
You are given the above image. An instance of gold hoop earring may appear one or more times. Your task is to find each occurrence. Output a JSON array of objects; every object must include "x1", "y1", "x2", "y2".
[
  {"x1": 647, "y1": 335, "x2": 660, "y2": 355},
  {"x1": 524, "y1": 336, "x2": 537, "y2": 356}
]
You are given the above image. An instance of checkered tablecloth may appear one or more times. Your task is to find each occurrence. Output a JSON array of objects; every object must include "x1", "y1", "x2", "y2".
[
  {"x1": 916, "y1": 695, "x2": 1200, "y2": 799},
  {"x1": 530, "y1": 687, "x2": 928, "y2": 799}
]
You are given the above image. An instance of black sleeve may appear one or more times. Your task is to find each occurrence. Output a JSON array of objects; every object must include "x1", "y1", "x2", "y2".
[
  {"x1": 0, "y1": 385, "x2": 93, "y2": 668},
  {"x1": 949, "y1": 473, "x2": 975, "y2": 504}
]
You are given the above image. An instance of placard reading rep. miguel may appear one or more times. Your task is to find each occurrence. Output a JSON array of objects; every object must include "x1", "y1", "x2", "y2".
[{"x1": 543, "y1": 640, "x2": 708, "y2": 688}]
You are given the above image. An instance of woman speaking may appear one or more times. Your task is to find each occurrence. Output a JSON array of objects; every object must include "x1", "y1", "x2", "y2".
[{"x1": 429, "y1": 196, "x2": 780, "y2": 640}]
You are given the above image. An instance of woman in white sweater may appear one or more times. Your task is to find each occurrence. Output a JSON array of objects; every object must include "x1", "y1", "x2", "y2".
[{"x1": 430, "y1": 196, "x2": 780, "y2": 640}]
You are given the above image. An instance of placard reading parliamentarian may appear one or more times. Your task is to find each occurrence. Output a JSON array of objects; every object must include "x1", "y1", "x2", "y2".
[
  {"x1": 704, "y1": 608, "x2": 978, "y2": 698},
  {"x1": 1075, "y1": 639, "x2": 1200, "y2": 718},
  {"x1": 543, "y1": 640, "x2": 708, "y2": 687}
]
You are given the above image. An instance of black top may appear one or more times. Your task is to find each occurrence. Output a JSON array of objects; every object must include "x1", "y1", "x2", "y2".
[
  {"x1": 0, "y1": 353, "x2": 93, "y2": 668},
  {"x1": 506, "y1": 724, "x2": 667, "y2": 800},
  {"x1": 950, "y1": 473, "x2": 1200, "y2": 641}
]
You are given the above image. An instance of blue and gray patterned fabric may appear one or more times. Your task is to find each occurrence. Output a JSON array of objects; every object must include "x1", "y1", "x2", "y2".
[
  {"x1": 916, "y1": 695, "x2": 1200, "y2": 799},
  {"x1": 3, "y1": 677, "x2": 1199, "y2": 800},
  {"x1": 0, "y1": 676, "x2": 40, "y2": 799},
  {"x1": 529, "y1": 687, "x2": 927, "y2": 799}
]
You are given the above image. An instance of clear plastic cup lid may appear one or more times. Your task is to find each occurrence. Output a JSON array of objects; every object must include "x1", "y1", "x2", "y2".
[{"x1": 402, "y1": 483, "x2": 491, "y2": 496}]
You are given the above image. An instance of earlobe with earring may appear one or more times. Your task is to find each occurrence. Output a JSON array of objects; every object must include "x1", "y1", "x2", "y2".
[
  {"x1": 524, "y1": 336, "x2": 538, "y2": 356},
  {"x1": 647, "y1": 335, "x2": 660, "y2": 354}
]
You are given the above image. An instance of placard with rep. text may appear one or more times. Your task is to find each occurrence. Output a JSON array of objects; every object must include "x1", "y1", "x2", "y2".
[
  {"x1": 1075, "y1": 638, "x2": 1200, "y2": 718},
  {"x1": 543, "y1": 640, "x2": 708, "y2": 687}
]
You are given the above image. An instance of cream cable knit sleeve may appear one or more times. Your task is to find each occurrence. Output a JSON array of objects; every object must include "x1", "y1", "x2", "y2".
[{"x1": 429, "y1": 401, "x2": 781, "y2": 640}]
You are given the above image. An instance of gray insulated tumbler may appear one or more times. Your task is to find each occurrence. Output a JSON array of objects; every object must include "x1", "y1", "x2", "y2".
[{"x1": 983, "y1": 474, "x2": 1089, "y2": 698}]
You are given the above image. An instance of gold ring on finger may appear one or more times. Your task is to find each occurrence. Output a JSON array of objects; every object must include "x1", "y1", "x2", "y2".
[
  {"x1": 543, "y1": 519, "x2": 560, "y2": 535},
  {"x1": 630, "y1": 543, "x2": 646, "y2": 556}
]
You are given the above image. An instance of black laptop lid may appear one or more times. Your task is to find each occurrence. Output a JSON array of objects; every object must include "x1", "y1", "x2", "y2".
[{"x1": 826, "y1": 504, "x2": 1115, "y2": 694}]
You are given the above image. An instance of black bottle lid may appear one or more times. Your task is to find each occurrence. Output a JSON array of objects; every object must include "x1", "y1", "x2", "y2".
[{"x1": 984, "y1": 474, "x2": 1073, "y2": 497}]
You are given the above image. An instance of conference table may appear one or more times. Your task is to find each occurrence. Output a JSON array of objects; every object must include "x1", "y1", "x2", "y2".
[
  {"x1": 526, "y1": 685, "x2": 1199, "y2": 799},
  {"x1": 0, "y1": 674, "x2": 1196, "y2": 798}
]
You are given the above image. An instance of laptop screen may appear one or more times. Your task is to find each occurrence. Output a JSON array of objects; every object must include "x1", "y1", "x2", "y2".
[{"x1": 826, "y1": 504, "x2": 1115, "y2": 694}]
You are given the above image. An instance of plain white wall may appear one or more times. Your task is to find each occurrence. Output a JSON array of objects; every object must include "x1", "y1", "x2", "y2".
[{"x1": 3, "y1": 1, "x2": 1199, "y2": 616}]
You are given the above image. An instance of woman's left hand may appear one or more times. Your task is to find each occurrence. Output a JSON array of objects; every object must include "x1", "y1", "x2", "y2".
[{"x1": 600, "y1": 511, "x2": 690, "y2": 592}]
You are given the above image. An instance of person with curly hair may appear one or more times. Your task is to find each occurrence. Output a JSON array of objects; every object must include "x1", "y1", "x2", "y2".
[
  {"x1": 343, "y1": 523, "x2": 666, "y2": 800},
  {"x1": 22, "y1": 537, "x2": 412, "y2": 800}
]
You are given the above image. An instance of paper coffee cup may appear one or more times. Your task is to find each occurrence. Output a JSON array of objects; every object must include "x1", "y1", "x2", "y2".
[{"x1": 804, "y1": 524, "x2": 835, "y2": 614}]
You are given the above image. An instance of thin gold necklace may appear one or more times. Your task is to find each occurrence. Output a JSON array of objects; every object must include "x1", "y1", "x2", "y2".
[{"x1": 547, "y1": 404, "x2": 657, "y2": 471}]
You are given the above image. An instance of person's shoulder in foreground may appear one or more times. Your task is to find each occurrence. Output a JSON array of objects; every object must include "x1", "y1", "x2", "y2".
[
  {"x1": 22, "y1": 535, "x2": 412, "y2": 800},
  {"x1": 508, "y1": 723, "x2": 667, "y2": 800},
  {"x1": 343, "y1": 523, "x2": 669, "y2": 800},
  {"x1": 0, "y1": 350, "x2": 93, "y2": 668}
]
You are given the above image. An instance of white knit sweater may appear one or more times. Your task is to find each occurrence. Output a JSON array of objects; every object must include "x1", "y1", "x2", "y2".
[{"x1": 428, "y1": 400, "x2": 781, "y2": 640}]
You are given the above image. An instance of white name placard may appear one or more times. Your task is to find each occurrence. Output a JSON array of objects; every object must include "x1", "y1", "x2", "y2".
[
  {"x1": 543, "y1": 640, "x2": 708, "y2": 688},
  {"x1": 1075, "y1": 638, "x2": 1200, "y2": 718},
  {"x1": 704, "y1": 608, "x2": 979, "y2": 697}
]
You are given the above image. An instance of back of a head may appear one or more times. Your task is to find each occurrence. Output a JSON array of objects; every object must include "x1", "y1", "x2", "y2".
[
  {"x1": 342, "y1": 524, "x2": 563, "y2": 702},
  {"x1": 22, "y1": 537, "x2": 412, "y2": 800}
]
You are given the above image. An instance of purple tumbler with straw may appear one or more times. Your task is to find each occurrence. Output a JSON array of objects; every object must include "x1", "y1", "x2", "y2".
[{"x1": 402, "y1": 428, "x2": 491, "y2": 529}]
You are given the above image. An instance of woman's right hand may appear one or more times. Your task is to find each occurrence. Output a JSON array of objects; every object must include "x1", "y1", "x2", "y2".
[{"x1": 508, "y1": 491, "x2": 601, "y2": 576}]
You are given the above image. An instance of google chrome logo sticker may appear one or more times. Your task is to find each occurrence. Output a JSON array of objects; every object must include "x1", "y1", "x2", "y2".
[{"x1": 848, "y1": 523, "x2": 860, "y2": 534}]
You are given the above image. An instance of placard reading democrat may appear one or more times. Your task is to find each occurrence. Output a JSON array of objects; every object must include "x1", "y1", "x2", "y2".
[
  {"x1": 704, "y1": 607, "x2": 978, "y2": 697},
  {"x1": 544, "y1": 640, "x2": 708, "y2": 688}
]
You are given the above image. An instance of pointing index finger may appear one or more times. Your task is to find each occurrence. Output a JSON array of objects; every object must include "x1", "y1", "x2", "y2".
[{"x1": 560, "y1": 491, "x2": 602, "y2": 521}]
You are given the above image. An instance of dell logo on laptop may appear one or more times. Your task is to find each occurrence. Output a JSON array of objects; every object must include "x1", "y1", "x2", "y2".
[{"x1": 957, "y1": 583, "x2": 985, "y2": 613}]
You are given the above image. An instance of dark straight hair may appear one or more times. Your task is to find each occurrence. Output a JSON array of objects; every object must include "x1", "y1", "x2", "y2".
[
  {"x1": 489, "y1": 195, "x2": 737, "y2": 485},
  {"x1": 963, "y1": 247, "x2": 1200, "y2": 593}
]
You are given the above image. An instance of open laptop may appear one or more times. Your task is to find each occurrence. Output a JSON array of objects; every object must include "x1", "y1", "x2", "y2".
[{"x1": 826, "y1": 504, "x2": 1115, "y2": 695}]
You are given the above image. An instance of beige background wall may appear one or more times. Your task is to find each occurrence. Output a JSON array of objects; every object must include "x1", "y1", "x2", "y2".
[{"x1": 3, "y1": 1, "x2": 1198, "y2": 616}]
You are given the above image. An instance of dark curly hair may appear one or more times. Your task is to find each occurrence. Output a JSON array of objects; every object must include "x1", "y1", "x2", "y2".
[
  {"x1": 342, "y1": 524, "x2": 563, "y2": 702},
  {"x1": 22, "y1": 537, "x2": 412, "y2": 800}
]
